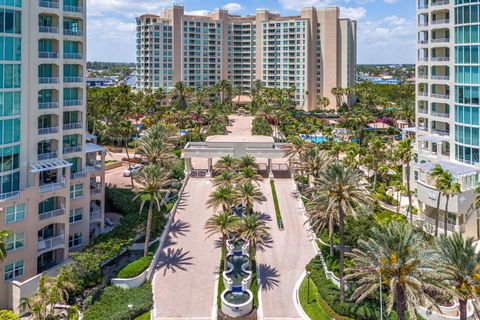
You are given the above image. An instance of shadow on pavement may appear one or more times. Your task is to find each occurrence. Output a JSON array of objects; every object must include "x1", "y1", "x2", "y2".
[
  {"x1": 257, "y1": 263, "x2": 280, "y2": 291},
  {"x1": 156, "y1": 248, "x2": 194, "y2": 276}
]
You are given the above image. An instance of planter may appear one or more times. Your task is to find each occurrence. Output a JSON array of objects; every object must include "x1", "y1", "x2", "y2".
[{"x1": 221, "y1": 289, "x2": 254, "y2": 318}]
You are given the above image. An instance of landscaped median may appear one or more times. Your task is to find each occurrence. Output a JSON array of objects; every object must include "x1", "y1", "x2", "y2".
[
  {"x1": 269, "y1": 180, "x2": 284, "y2": 230},
  {"x1": 115, "y1": 241, "x2": 159, "y2": 279}
]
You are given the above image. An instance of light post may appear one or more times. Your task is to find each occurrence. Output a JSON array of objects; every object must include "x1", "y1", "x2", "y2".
[
  {"x1": 306, "y1": 271, "x2": 312, "y2": 304},
  {"x1": 127, "y1": 304, "x2": 133, "y2": 320}
]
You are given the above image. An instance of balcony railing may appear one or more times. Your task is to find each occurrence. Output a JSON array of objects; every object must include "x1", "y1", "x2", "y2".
[
  {"x1": 38, "y1": 152, "x2": 57, "y2": 161},
  {"x1": 85, "y1": 165, "x2": 102, "y2": 173},
  {"x1": 422, "y1": 215, "x2": 458, "y2": 233},
  {"x1": 71, "y1": 171, "x2": 87, "y2": 179},
  {"x1": 418, "y1": 126, "x2": 428, "y2": 131},
  {"x1": 63, "y1": 5, "x2": 83, "y2": 12},
  {"x1": 39, "y1": 77, "x2": 60, "y2": 84},
  {"x1": 38, "y1": 234, "x2": 65, "y2": 252},
  {"x1": 431, "y1": 57, "x2": 450, "y2": 62},
  {"x1": 40, "y1": 178, "x2": 66, "y2": 193},
  {"x1": 64, "y1": 53, "x2": 83, "y2": 59},
  {"x1": 64, "y1": 77, "x2": 83, "y2": 83},
  {"x1": 431, "y1": 0, "x2": 449, "y2": 6},
  {"x1": 419, "y1": 40, "x2": 428, "y2": 44},
  {"x1": 90, "y1": 209, "x2": 101, "y2": 221},
  {"x1": 418, "y1": 57, "x2": 428, "y2": 62},
  {"x1": 418, "y1": 109, "x2": 428, "y2": 114},
  {"x1": 432, "y1": 38, "x2": 450, "y2": 43},
  {"x1": 39, "y1": 52, "x2": 59, "y2": 59},
  {"x1": 39, "y1": 0, "x2": 60, "y2": 8},
  {"x1": 418, "y1": 92, "x2": 428, "y2": 97},
  {"x1": 432, "y1": 129, "x2": 449, "y2": 136},
  {"x1": 39, "y1": 208, "x2": 65, "y2": 221},
  {"x1": 39, "y1": 102, "x2": 59, "y2": 109},
  {"x1": 432, "y1": 19, "x2": 450, "y2": 25},
  {"x1": 63, "y1": 146, "x2": 82, "y2": 154},
  {"x1": 0, "y1": 191, "x2": 20, "y2": 201},
  {"x1": 432, "y1": 111, "x2": 450, "y2": 118},
  {"x1": 431, "y1": 93, "x2": 450, "y2": 99},
  {"x1": 63, "y1": 122, "x2": 83, "y2": 130},
  {"x1": 418, "y1": 74, "x2": 428, "y2": 79},
  {"x1": 90, "y1": 188, "x2": 102, "y2": 196},
  {"x1": 38, "y1": 126, "x2": 59, "y2": 135},
  {"x1": 38, "y1": 26, "x2": 59, "y2": 34},
  {"x1": 431, "y1": 75, "x2": 450, "y2": 81},
  {"x1": 64, "y1": 99, "x2": 83, "y2": 107},
  {"x1": 64, "y1": 29, "x2": 83, "y2": 36}
]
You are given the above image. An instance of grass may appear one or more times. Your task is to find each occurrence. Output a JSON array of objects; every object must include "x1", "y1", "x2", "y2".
[
  {"x1": 116, "y1": 241, "x2": 160, "y2": 278},
  {"x1": 299, "y1": 276, "x2": 330, "y2": 320},
  {"x1": 270, "y1": 180, "x2": 284, "y2": 229},
  {"x1": 217, "y1": 247, "x2": 226, "y2": 308},
  {"x1": 134, "y1": 312, "x2": 150, "y2": 320}
]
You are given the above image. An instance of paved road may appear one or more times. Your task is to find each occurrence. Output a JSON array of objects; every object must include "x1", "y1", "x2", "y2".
[
  {"x1": 255, "y1": 179, "x2": 315, "y2": 319},
  {"x1": 228, "y1": 115, "x2": 253, "y2": 136},
  {"x1": 152, "y1": 178, "x2": 220, "y2": 319}
]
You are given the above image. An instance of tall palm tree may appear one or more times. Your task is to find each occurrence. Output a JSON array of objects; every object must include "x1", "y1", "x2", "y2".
[
  {"x1": 395, "y1": 138, "x2": 414, "y2": 223},
  {"x1": 434, "y1": 233, "x2": 480, "y2": 320},
  {"x1": 137, "y1": 123, "x2": 176, "y2": 168},
  {"x1": 297, "y1": 147, "x2": 330, "y2": 187},
  {"x1": 317, "y1": 96, "x2": 330, "y2": 111},
  {"x1": 238, "y1": 212, "x2": 270, "y2": 269},
  {"x1": 0, "y1": 229, "x2": 11, "y2": 262},
  {"x1": 172, "y1": 81, "x2": 191, "y2": 109},
  {"x1": 236, "y1": 155, "x2": 259, "y2": 170},
  {"x1": 346, "y1": 221, "x2": 443, "y2": 320},
  {"x1": 282, "y1": 136, "x2": 313, "y2": 161},
  {"x1": 306, "y1": 193, "x2": 338, "y2": 256},
  {"x1": 134, "y1": 164, "x2": 175, "y2": 256},
  {"x1": 430, "y1": 164, "x2": 448, "y2": 236},
  {"x1": 309, "y1": 162, "x2": 372, "y2": 302},
  {"x1": 437, "y1": 172, "x2": 461, "y2": 236},
  {"x1": 205, "y1": 211, "x2": 241, "y2": 267},
  {"x1": 212, "y1": 170, "x2": 236, "y2": 188},
  {"x1": 206, "y1": 185, "x2": 238, "y2": 212},
  {"x1": 235, "y1": 167, "x2": 263, "y2": 186},
  {"x1": 236, "y1": 182, "x2": 266, "y2": 214},
  {"x1": 214, "y1": 155, "x2": 237, "y2": 172}
]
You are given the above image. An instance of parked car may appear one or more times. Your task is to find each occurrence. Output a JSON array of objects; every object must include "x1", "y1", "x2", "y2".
[{"x1": 123, "y1": 164, "x2": 143, "y2": 177}]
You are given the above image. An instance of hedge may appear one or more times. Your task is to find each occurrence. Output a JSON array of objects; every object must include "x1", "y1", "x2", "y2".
[
  {"x1": 117, "y1": 242, "x2": 159, "y2": 278},
  {"x1": 0, "y1": 310, "x2": 19, "y2": 320},
  {"x1": 134, "y1": 312, "x2": 150, "y2": 320},
  {"x1": 269, "y1": 180, "x2": 284, "y2": 230},
  {"x1": 83, "y1": 282, "x2": 153, "y2": 320}
]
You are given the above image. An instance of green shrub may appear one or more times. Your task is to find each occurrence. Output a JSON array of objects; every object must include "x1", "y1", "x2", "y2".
[
  {"x1": 134, "y1": 312, "x2": 150, "y2": 320},
  {"x1": 117, "y1": 256, "x2": 152, "y2": 278},
  {"x1": 0, "y1": 310, "x2": 19, "y2": 320},
  {"x1": 270, "y1": 180, "x2": 284, "y2": 229},
  {"x1": 252, "y1": 117, "x2": 273, "y2": 136},
  {"x1": 83, "y1": 282, "x2": 153, "y2": 320}
]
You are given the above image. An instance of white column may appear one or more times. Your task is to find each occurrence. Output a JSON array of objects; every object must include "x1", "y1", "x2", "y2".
[
  {"x1": 268, "y1": 158, "x2": 274, "y2": 180},
  {"x1": 185, "y1": 158, "x2": 192, "y2": 175},
  {"x1": 206, "y1": 158, "x2": 212, "y2": 178}
]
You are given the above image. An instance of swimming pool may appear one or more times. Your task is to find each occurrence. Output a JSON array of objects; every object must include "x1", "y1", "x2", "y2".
[{"x1": 300, "y1": 134, "x2": 329, "y2": 143}]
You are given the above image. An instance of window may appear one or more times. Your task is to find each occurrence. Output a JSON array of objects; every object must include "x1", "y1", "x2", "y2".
[
  {"x1": 4, "y1": 203, "x2": 24, "y2": 223},
  {"x1": 68, "y1": 232, "x2": 82, "y2": 248},
  {"x1": 4, "y1": 260, "x2": 23, "y2": 281},
  {"x1": 69, "y1": 207, "x2": 83, "y2": 223},
  {"x1": 70, "y1": 183, "x2": 83, "y2": 199},
  {"x1": 5, "y1": 231, "x2": 23, "y2": 251}
]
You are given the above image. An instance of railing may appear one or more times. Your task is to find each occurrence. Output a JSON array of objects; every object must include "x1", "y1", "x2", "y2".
[
  {"x1": 418, "y1": 74, "x2": 428, "y2": 79},
  {"x1": 432, "y1": 38, "x2": 450, "y2": 43},
  {"x1": 431, "y1": 57, "x2": 450, "y2": 62},
  {"x1": 64, "y1": 53, "x2": 83, "y2": 59},
  {"x1": 418, "y1": 22, "x2": 428, "y2": 27},
  {"x1": 38, "y1": 26, "x2": 59, "y2": 34},
  {"x1": 64, "y1": 77, "x2": 83, "y2": 83},
  {"x1": 431, "y1": 93, "x2": 450, "y2": 99},
  {"x1": 38, "y1": 152, "x2": 57, "y2": 161},
  {"x1": 90, "y1": 209, "x2": 101, "y2": 221},
  {"x1": 39, "y1": 52, "x2": 59, "y2": 59},
  {"x1": 39, "y1": 178, "x2": 66, "y2": 193},
  {"x1": 432, "y1": 129, "x2": 449, "y2": 136},
  {"x1": 63, "y1": 122, "x2": 82, "y2": 130},
  {"x1": 38, "y1": 208, "x2": 65, "y2": 220},
  {"x1": 0, "y1": 191, "x2": 20, "y2": 201},
  {"x1": 418, "y1": 109, "x2": 428, "y2": 114},
  {"x1": 90, "y1": 188, "x2": 102, "y2": 196},
  {"x1": 64, "y1": 29, "x2": 83, "y2": 36},
  {"x1": 431, "y1": 111, "x2": 449, "y2": 118},
  {"x1": 71, "y1": 171, "x2": 87, "y2": 179},
  {"x1": 422, "y1": 215, "x2": 458, "y2": 233},
  {"x1": 37, "y1": 234, "x2": 65, "y2": 252},
  {"x1": 418, "y1": 126, "x2": 428, "y2": 131},
  {"x1": 85, "y1": 165, "x2": 101, "y2": 173},
  {"x1": 431, "y1": 0, "x2": 449, "y2": 5},
  {"x1": 64, "y1": 99, "x2": 82, "y2": 107},
  {"x1": 63, "y1": 146, "x2": 82, "y2": 154},
  {"x1": 432, "y1": 19, "x2": 450, "y2": 24},
  {"x1": 39, "y1": 0, "x2": 59, "y2": 8},
  {"x1": 418, "y1": 57, "x2": 428, "y2": 62},
  {"x1": 39, "y1": 102, "x2": 59, "y2": 109},
  {"x1": 419, "y1": 40, "x2": 428, "y2": 44},
  {"x1": 63, "y1": 5, "x2": 83, "y2": 12},
  {"x1": 39, "y1": 77, "x2": 59, "y2": 84},
  {"x1": 38, "y1": 126, "x2": 59, "y2": 135},
  {"x1": 431, "y1": 75, "x2": 449, "y2": 80},
  {"x1": 418, "y1": 92, "x2": 428, "y2": 97}
]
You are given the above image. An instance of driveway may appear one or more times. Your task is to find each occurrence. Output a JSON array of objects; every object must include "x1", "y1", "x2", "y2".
[
  {"x1": 255, "y1": 179, "x2": 315, "y2": 319},
  {"x1": 152, "y1": 178, "x2": 220, "y2": 319}
]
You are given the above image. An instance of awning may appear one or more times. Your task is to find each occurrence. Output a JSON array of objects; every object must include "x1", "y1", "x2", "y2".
[
  {"x1": 31, "y1": 159, "x2": 72, "y2": 173},
  {"x1": 86, "y1": 143, "x2": 105, "y2": 153},
  {"x1": 419, "y1": 160, "x2": 478, "y2": 178}
]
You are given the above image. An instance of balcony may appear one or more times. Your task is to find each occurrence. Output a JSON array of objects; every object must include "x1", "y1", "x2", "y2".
[
  {"x1": 418, "y1": 74, "x2": 428, "y2": 80},
  {"x1": 431, "y1": 0, "x2": 449, "y2": 6},
  {"x1": 431, "y1": 93, "x2": 450, "y2": 99},
  {"x1": 38, "y1": 126, "x2": 59, "y2": 135},
  {"x1": 418, "y1": 57, "x2": 428, "y2": 62},
  {"x1": 71, "y1": 170, "x2": 87, "y2": 179},
  {"x1": 90, "y1": 203, "x2": 101, "y2": 221},
  {"x1": 90, "y1": 187, "x2": 102, "y2": 196},
  {"x1": 39, "y1": 208, "x2": 65, "y2": 221},
  {"x1": 39, "y1": 0, "x2": 60, "y2": 8},
  {"x1": 421, "y1": 215, "x2": 460, "y2": 233},
  {"x1": 63, "y1": 146, "x2": 82, "y2": 154},
  {"x1": 418, "y1": 108, "x2": 428, "y2": 114},
  {"x1": 38, "y1": 234, "x2": 65, "y2": 253},
  {"x1": 39, "y1": 77, "x2": 60, "y2": 84},
  {"x1": 431, "y1": 75, "x2": 450, "y2": 81},
  {"x1": 64, "y1": 77, "x2": 83, "y2": 83},
  {"x1": 63, "y1": 5, "x2": 83, "y2": 13},
  {"x1": 418, "y1": 125, "x2": 428, "y2": 131},
  {"x1": 431, "y1": 57, "x2": 450, "y2": 62},
  {"x1": 38, "y1": 152, "x2": 58, "y2": 161},
  {"x1": 38, "y1": 26, "x2": 59, "y2": 34},
  {"x1": 432, "y1": 129, "x2": 449, "y2": 136},
  {"x1": 0, "y1": 191, "x2": 20, "y2": 201},
  {"x1": 418, "y1": 92, "x2": 428, "y2": 97},
  {"x1": 432, "y1": 111, "x2": 450, "y2": 118},
  {"x1": 63, "y1": 122, "x2": 82, "y2": 131},
  {"x1": 432, "y1": 19, "x2": 450, "y2": 25},
  {"x1": 431, "y1": 38, "x2": 450, "y2": 43},
  {"x1": 39, "y1": 102, "x2": 59, "y2": 110},
  {"x1": 64, "y1": 99, "x2": 82, "y2": 107},
  {"x1": 64, "y1": 29, "x2": 83, "y2": 36},
  {"x1": 39, "y1": 52, "x2": 59, "y2": 59},
  {"x1": 64, "y1": 53, "x2": 83, "y2": 59},
  {"x1": 40, "y1": 178, "x2": 66, "y2": 193}
]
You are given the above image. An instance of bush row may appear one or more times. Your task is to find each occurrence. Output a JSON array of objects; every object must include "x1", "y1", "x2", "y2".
[
  {"x1": 269, "y1": 180, "x2": 284, "y2": 230},
  {"x1": 116, "y1": 242, "x2": 159, "y2": 278}
]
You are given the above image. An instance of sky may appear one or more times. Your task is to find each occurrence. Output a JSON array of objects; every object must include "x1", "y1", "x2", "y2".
[{"x1": 86, "y1": 0, "x2": 415, "y2": 64}]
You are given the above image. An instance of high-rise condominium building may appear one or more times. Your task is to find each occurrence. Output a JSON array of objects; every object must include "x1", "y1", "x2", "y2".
[
  {"x1": 136, "y1": 6, "x2": 357, "y2": 111},
  {"x1": 0, "y1": 0, "x2": 106, "y2": 310},
  {"x1": 413, "y1": 0, "x2": 480, "y2": 238}
]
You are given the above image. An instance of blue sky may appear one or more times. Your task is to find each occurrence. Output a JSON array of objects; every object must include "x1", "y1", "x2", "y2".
[{"x1": 86, "y1": 0, "x2": 415, "y2": 64}]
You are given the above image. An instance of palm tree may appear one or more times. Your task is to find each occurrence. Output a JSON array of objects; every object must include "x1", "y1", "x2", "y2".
[
  {"x1": 297, "y1": 147, "x2": 330, "y2": 187},
  {"x1": 437, "y1": 172, "x2": 461, "y2": 236},
  {"x1": 171, "y1": 81, "x2": 191, "y2": 109},
  {"x1": 236, "y1": 182, "x2": 266, "y2": 214},
  {"x1": 430, "y1": 164, "x2": 448, "y2": 236},
  {"x1": 317, "y1": 96, "x2": 330, "y2": 111},
  {"x1": 137, "y1": 123, "x2": 176, "y2": 168},
  {"x1": 306, "y1": 193, "x2": 338, "y2": 256},
  {"x1": 214, "y1": 155, "x2": 237, "y2": 172},
  {"x1": 346, "y1": 221, "x2": 443, "y2": 320},
  {"x1": 236, "y1": 155, "x2": 259, "y2": 170},
  {"x1": 205, "y1": 211, "x2": 241, "y2": 267},
  {"x1": 434, "y1": 233, "x2": 480, "y2": 320},
  {"x1": 309, "y1": 162, "x2": 372, "y2": 302},
  {"x1": 207, "y1": 185, "x2": 238, "y2": 212},
  {"x1": 0, "y1": 229, "x2": 11, "y2": 262},
  {"x1": 134, "y1": 164, "x2": 175, "y2": 256},
  {"x1": 395, "y1": 138, "x2": 414, "y2": 223},
  {"x1": 212, "y1": 170, "x2": 236, "y2": 188},
  {"x1": 235, "y1": 167, "x2": 263, "y2": 186},
  {"x1": 282, "y1": 136, "x2": 313, "y2": 161},
  {"x1": 238, "y1": 212, "x2": 270, "y2": 269}
]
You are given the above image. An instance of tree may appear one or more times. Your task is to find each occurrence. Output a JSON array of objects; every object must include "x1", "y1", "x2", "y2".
[
  {"x1": 306, "y1": 193, "x2": 338, "y2": 256},
  {"x1": 207, "y1": 185, "x2": 238, "y2": 212},
  {"x1": 171, "y1": 81, "x2": 191, "y2": 109},
  {"x1": 434, "y1": 233, "x2": 480, "y2": 320},
  {"x1": 235, "y1": 167, "x2": 263, "y2": 186},
  {"x1": 212, "y1": 170, "x2": 236, "y2": 188},
  {"x1": 297, "y1": 147, "x2": 330, "y2": 186},
  {"x1": 437, "y1": 172, "x2": 461, "y2": 236},
  {"x1": 106, "y1": 119, "x2": 136, "y2": 187},
  {"x1": 238, "y1": 212, "x2": 270, "y2": 269},
  {"x1": 0, "y1": 310, "x2": 19, "y2": 320},
  {"x1": 346, "y1": 221, "x2": 443, "y2": 320},
  {"x1": 395, "y1": 138, "x2": 414, "y2": 223},
  {"x1": 137, "y1": 124, "x2": 176, "y2": 168},
  {"x1": 214, "y1": 155, "x2": 237, "y2": 172},
  {"x1": 236, "y1": 155, "x2": 259, "y2": 170},
  {"x1": 236, "y1": 182, "x2": 266, "y2": 215},
  {"x1": 317, "y1": 96, "x2": 330, "y2": 110},
  {"x1": 205, "y1": 211, "x2": 240, "y2": 267},
  {"x1": 430, "y1": 164, "x2": 448, "y2": 236},
  {"x1": 134, "y1": 164, "x2": 175, "y2": 256},
  {"x1": 251, "y1": 117, "x2": 273, "y2": 136},
  {"x1": 0, "y1": 229, "x2": 11, "y2": 262},
  {"x1": 282, "y1": 136, "x2": 313, "y2": 161},
  {"x1": 309, "y1": 162, "x2": 372, "y2": 302}
]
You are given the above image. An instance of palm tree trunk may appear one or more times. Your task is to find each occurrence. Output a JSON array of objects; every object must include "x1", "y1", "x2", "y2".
[
  {"x1": 223, "y1": 234, "x2": 228, "y2": 268},
  {"x1": 406, "y1": 164, "x2": 413, "y2": 223},
  {"x1": 338, "y1": 205, "x2": 346, "y2": 303},
  {"x1": 444, "y1": 196, "x2": 450, "y2": 235},
  {"x1": 124, "y1": 138, "x2": 134, "y2": 189},
  {"x1": 249, "y1": 240, "x2": 254, "y2": 270},
  {"x1": 459, "y1": 298, "x2": 467, "y2": 320},
  {"x1": 144, "y1": 198, "x2": 153, "y2": 257},
  {"x1": 435, "y1": 192, "x2": 441, "y2": 236},
  {"x1": 396, "y1": 191, "x2": 400, "y2": 213},
  {"x1": 396, "y1": 284, "x2": 406, "y2": 320},
  {"x1": 329, "y1": 228, "x2": 334, "y2": 257}
]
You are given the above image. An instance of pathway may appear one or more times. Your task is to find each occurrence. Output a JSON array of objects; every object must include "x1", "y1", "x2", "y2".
[
  {"x1": 152, "y1": 178, "x2": 220, "y2": 319},
  {"x1": 255, "y1": 179, "x2": 315, "y2": 319}
]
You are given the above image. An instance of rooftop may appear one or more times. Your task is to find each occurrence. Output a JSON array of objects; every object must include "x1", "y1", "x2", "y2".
[
  {"x1": 205, "y1": 135, "x2": 275, "y2": 143},
  {"x1": 419, "y1": 160, "x2": 478, "y2": 178}
]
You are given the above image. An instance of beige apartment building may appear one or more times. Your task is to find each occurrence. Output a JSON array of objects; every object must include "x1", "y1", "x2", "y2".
[
  {"x1": 0, "y1": 0, "x2": 106, "y2": 310},
  {"x1": 136, "y1": 6, "x2": 356, "y2": 111}
]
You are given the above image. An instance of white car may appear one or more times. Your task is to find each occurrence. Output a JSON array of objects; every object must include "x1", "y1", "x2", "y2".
[{"x1": 123, "y1": 164, "x2": 143, "y2": 177}]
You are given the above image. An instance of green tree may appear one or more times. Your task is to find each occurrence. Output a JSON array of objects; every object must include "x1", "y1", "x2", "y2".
[
  {"x1": 235, "y1": 167, "x2": 263, "y2": 186},
  {"x1": 236, "y1": 182, "x2": 266, "y2": 215},
  {"x1": 282, "y1": 136, "x2": 313, "y2": 161},
  {"x1": 437, "y1": 171, "x2": 461, "y2": 236},
  {"x1": 238, "y1": 213, "x2": 270, "y2": 269},
  {"x1": 207, "y1": 185, "x2": 238, "y2": 212},
  {"x1": 0, "y1": 310, "x2": 19, "y2": 320},
  {"x1": 137, "y1": 124, "x2": 176, "y2": 168},
  {"x1": 395, "y1": 138, "x2": 414, "y2": 223},
  {"x1": 212, "y1": 171, "x2": 236, "y2": 188},
  {"x1": 0, "y1": 229, "x2": 11, "y2": 262},
  {"x1": 306, "y1": 193, "x2": 338, "y2": 256},
  {"x1": 430, "y1": 164, "x2": 448, "y2": 236},
  {"x1": 205, "y1": 211, "x2": 241, "y2": 267},
  {"x1": 297, "y1": 147, "x2": 330, "y2": 186},
  {"x1": 214, "y1": 155, "x2": 237, "y2": 172},
  {"x1": 252, "y1": 117, "x2": 273, "y2": 136},
  {"x1": 236, "y1": 155, "x2": 259, "y2": 170}
]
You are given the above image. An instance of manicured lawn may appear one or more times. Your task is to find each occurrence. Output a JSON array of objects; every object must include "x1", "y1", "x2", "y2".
[
  {"x1": 134, "y1": 311, "x2": 150, "y2": 320},
  {"x1": 299, "y1": 276, "x2": 330, "y2": 320}
]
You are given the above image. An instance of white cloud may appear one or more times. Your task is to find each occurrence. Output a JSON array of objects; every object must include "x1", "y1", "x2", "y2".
[
  {"x1": 384, "y1": 0, "x2": 399, "y2": 3},
  {"x1": 278, "y1": 0, "x2": 337, "y2": 11},
  {"x1": 340, "y1": 7, "x2": 367, "y2": 20},
  {"x1": 185, "y1": 10, "x2": 210, "y2": 16},
  {"x1": 223, "y1": 3, "x2": 243, "y2": 13},
  {"x1": 87, "y1": 0, "x2": 174, "y2": 18}
]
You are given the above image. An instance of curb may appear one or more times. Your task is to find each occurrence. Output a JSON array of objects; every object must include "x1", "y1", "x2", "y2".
[{"x1": 293, "y1": 271, "x2": 311, "y2": 320}]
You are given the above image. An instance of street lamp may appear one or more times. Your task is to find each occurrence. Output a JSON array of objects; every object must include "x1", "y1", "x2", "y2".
[
  {"x1": 306, "y1": 271, "x2": 312, "y2": 304},
  {"x1": 127, "y1": 304, "x2": 133, "y2": 320}
]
